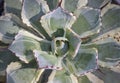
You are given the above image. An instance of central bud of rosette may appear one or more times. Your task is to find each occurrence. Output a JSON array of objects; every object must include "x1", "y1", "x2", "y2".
[{"x1": 51, "y1": 37, "x2": 69, "y2": 57}]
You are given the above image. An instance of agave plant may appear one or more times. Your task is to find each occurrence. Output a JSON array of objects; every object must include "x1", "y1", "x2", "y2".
[{"x1": 0, "y1": 0, "x2": 120, "y2": 83}]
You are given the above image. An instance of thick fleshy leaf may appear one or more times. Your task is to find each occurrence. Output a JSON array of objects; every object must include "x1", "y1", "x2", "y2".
[
  {"x1": 47, "y1": 70, "x2": 78, "y2": 83},
  {"x1": 91, "y1": 27, "x2": 120, "y2": 45},
  {"x1": 21, "y1": 0, "x2": 49, "y2": 26},
  {"x1": 63, "y1": 48, "x2": 98, "y2": 76},
  {"x1": 0, "y1": 49, "x2": 19, "y2": 82},
  {"x1": 96, "y1": 42, "x2": 120, "y2": 68},
  {"x1": 45, "y1": 0, "x2": 59, "y2": 10},
  {"x1": 22, "y1": 0, "x2": 50, "y2": 39},
  {"x1": 87, "y1": 0, "x2": 110, "y2": 9},
  {"x1": 66, "y1": 29, "x2": 81, "y2": 58},
  {"x1": 90, "y1": 67, "x2": 120, "y2": 83},
  {"x1": 40, "y1": 7, "x2": 76, "y2": 37},
  {"x1": 7, "y1": 62, "x2": 44, "y2": 83},
  {"x1": 9, "y1": 30, "x2": 51, "y2": 63},
  {"x1": 100, "y1": 3, "x2": 120, "y2": 34},
  {"x1": 5, "y1": 0, "x2": 22, "y2": 18},
  {"x1": 0, "y1": 14, "x2": 21, "y2": 44},
  {"x1": 61, "y1": 0, "x2": 88, "y2": 13},
  {"x1": 72, "y1": 7, "x2": 101, "y2": 36},
  {"x1": 33, "y1": 50, "x2": 62, "y2": 70}
]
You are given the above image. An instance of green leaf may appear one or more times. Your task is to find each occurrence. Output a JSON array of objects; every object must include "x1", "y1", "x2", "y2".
[
  {"x1": 72, "y1": 7, "x2": 101, "y2": 36},
  {"x1": 63, "y1": 48, "x2": 98, "y2": 76},
  {"x1": 45, "y1": 0, "x2": 59, "y2": 10},
  {"x1": 5, "y1": 0, "x2": 22, "y2": 18},
  {"x1": 33, "y1": 50, "x2": 62, "y2": 70},
  {"x1": 9, "y1": 30, "x2": 51, "y2": 63},
  {"x1": 100, "y1": 3, "x2": 120, "y2": 34},
  {"x1": 90, "y1": 67, "x2": 120, "y2": 83},
  {"x1": 47, "y1": 70, "x2": 78, "y2": 83},
  {"x1": 7, "y1": 62, "x2": 44, "y2": 83},
  {"x1": 0, "y1": 49, "x2": 19, "y2": 82},
  {"x1": 40, "y1": 7, "x2": 76, "y2": 37},
  {"x1": 66, "y1": 29, "x2": 81, "y2": 58},
  {"x1": 96, "y1": 42, "x2": 120, "y2": 68},
  {"x1": 61, "y1": 0, "x2": 88, "y2": 13},
  {"x1": 87, "y1": 0, "x2": 110, "y2": 9},
  {"x1": 0, "y1": 14, "x2": 21, "y2": 44},
  {"x1": 21, "y1": 0, "x2": 50, "y2": 39}
]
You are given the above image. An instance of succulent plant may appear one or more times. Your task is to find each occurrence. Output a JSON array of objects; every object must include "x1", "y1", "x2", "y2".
[{"x1": 0, "y1": 0, "x2": 120, "y2": 83}]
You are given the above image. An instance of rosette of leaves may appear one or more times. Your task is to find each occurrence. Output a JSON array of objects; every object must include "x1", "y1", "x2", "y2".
[{"x1": 0, "y1": 0, "x2": 120, "y2": 83}]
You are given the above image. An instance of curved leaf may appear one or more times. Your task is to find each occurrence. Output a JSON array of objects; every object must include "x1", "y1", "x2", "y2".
[
  {"x1": 0, "y1": 14, "x2": 21, "y2": 44},
  {"x1": 100, "y1": 3, "x2": 120, "y2": 34},
  {"x1": 47, "y1": 70, "x2": 78, "y2": 83},
  {"x1": 5, "y1": 0, "x2": 22, "y2": 18},
  {"x1": 21, "y1": 0, "x2": 50, "y2": 39},
  {"x1": 66, "y1": 29, "x2": 81, "y2": 58},
  {"x1": 72, "y1": 7, "x2": 101, "y2": 36},
  {"x1": 33, "y1": 50, "x2": 62, "y2": 70},
  {"x1": 40, "y1": 7, "x2": 76, "y2": 37},
  {"x1": 7, "y1": 62, "x2": 44, "y2": 83},
  {"x1": 9, "y1": 30, "x2": 51, "y2": 63},
  {"x1": 61, "y1": 0, "x2": 88, "y2": 13},
  {"x1": 63, "y1": 48, "x2": 98, "y2": 76}
]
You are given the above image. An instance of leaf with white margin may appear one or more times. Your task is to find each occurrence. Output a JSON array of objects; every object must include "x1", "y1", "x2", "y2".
[
  {"x1": 63, "y1": 48, "x2": 98, "y2": 76},
  {"x1": 40, "y1": 7, "x2": 76, "y2": 37},
  {"x1": 91, "y1": 27, "x2": 120, "y2": 45},
  {"x1": 0, "y1": 14, "x2": 21, "y2": 44},
  {"x1": 72, "y1": 7, "x2": 101, "y2": 36},
  {"x1": 61, "y1": 0, "x2": 88, "y2": 13},
  {"x1": 33, "y1": 50, "x2": 62, "y2": 70},
  {"x1": 9, "y1": 30, "x2": 51, "y2": 63},
  {"x1": 100, "y1": 3, "x2": 120, "y2": 34},
  {"x1": 5, "y1": 0, "x2": 22, "y2": 18},
  {"x1": 7, "y1": 62, "x2": 44, "y2": 83},
  {"x1": 66, "y1": 28, "x2": 81, "y2": 58},
  {"x1": 21, "y1": 0, "x2": 49, "y2": 26},
  {"x1": 87, "y1": 0, "x2": 110, "y2": 9},
  {"x1": 47, "y1": 70, "x2": 78, "y2": 83}
]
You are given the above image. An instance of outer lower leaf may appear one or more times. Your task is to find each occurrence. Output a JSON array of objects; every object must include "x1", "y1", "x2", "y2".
[
  {"x1": 5, "y1": 0, "x2": 22, "y2": 18},
  {"x1": 47, "y1": 70, "x2": 78, "y2": 83},
  {"x1": 63, "y1": 48, "x2": 98, "y2": 76},
  {"x1": 61, "y1": 0, "x2": 88, "y2": 13},
  {"x1": 72, "y1": 7, "x2": 101, "y2": 36},
  {"x1": 40, "y1": 7, "x2": 76, "y2": 37},
  {"x1": 66, "y1": 29, "x2": 81, "y2": 58},
  {"x1": 100, "y1": 3, "x2": 120, "y2": 34},
  {"x1": 7, "y1": 62, "x2": 44, "y2": 83},
  {"x1": 87, "y1": 0, "x2": 110, "y2": 9},
  {"x1": 0, "y1": 49, "x2": 19, "y2": 82},
  {"x1": 77, "y1": 76, "x2": 91, "y2": 83},
  {"x1": 33, "y1": 50, "x2": 62, "y2": 70},
  {"x1": 91, "y1": 27, "x2": 120, "y2": 45},
  {"x1": 9, "y1": 30, "x2": 51, "y2": 63},
  {"x1": 0, "y1": 14, "x2": 21, "y2": 44},
  {"x1": 90, "y1": 67, "x2": 120, "y2": 83},
  {"x1": 82, "y1": 42, "x2": 120, "y2": 68}
]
